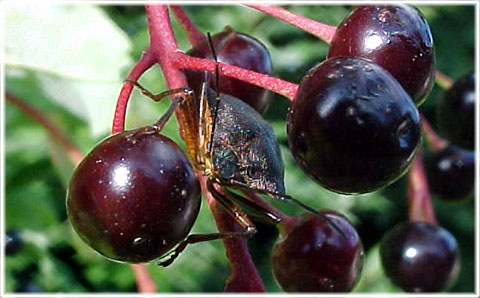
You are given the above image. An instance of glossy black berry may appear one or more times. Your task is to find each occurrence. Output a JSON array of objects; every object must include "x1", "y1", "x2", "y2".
[
  {"x1": 5, "y1": 229, "x2": 23, "y2": 255},
  {"x1": 271, "y1": 212, "x2": 363, "y2": 292},
  {"x1": 380, "y1": 221, "x2": 459, "y2": 292},
  {"x1": 329, "y1": 5, "x2": 435, "y2": 104},
  {"x1": 437, "y1": 73, "x2": 475, "y2": 150},
  {"x1": 67, "y1": 128, "x2": 201, "y2": 263},
  {"x1": 185, "y1": 29, "x2": 273, "y2": 113},
  {"x1": 287, "y1": 57, "x2": 420, "y2": 194},
  {"x1": 424, "y1": 145, "x2": 475, "y2": 201}
]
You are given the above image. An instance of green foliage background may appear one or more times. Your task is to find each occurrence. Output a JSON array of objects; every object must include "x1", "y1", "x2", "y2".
[{"x1": 4, "y1": 4, "x2": 476, "y2": 293}]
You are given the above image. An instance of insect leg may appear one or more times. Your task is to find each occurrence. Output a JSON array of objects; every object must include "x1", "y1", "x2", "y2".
[
  {"x1": 197, "y1": 73, "x2": 213, "y2": 162},
  {"x1": 222, "y1": 179, "x2": 347, "y2": 238},
  {"x1": 125, "y1": 97, "x2": 184, "y2": 139},
  {"x1": 222, "y1": 188, "x2": 281, "y2": 225},
  {"x1": 157, "y1": 180, "x2": 257, "y2": 267},
  {"x1": 126, "y1": 79, "x2": 191, "y2": 102},
  {"x1": 151, "y1": 96, "x2": 185, "y2": 131},
  {"x1": 206, "y1": 32, "x2": 221, "y2": 155},
  {"x1": 128, "y1": 79, "x2": 199, "y2": 163},
  {"x1": 267, "y1": 192, "x2": 347, "y2": 238}
]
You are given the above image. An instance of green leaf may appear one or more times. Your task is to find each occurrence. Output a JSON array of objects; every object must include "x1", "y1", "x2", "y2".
[{"x1": 5, "y1": 4, "x2": 133, "y2": 136}]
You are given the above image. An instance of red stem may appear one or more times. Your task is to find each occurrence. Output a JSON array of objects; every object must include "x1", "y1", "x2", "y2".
[
  {"x1": 146, "y1": 5, "x2": 187, "y2": 90},
  {"x1": 5, "y1": 92, "x2": 83, "y2": 166},
  {"x1": 421, "y1": 116, "x2": 448, "y2": 152},
  {"x1": 170, "y1": 5, "x2": 206, "y2": 46},
  {"x1": 171, "y1": 52, "x2": 299, "y2": 100},
  {"x1": 131, "y1": 264, "x2": 157, "y2": 293},
  {"x1": 407, "y1": 150, "x2": 437, "y2": 224},
  {"x1": 435, "y1": 70, "x2": 454, "y2": 90},
  {"x1": 112, "y1": 51, "x2": 155, "y2": 134},
  {"x1": 242, "y1": 192, "x2": 291, "y2": 223},
  {"x1": 144, "y1": 5, "x2": 265, "y2": 291},
  {"x1": 245, "y1": 4, "x2": 337, "y2": 44},
  {"x1": 199, "y1": 176, "x2": 266, "y2": 292}
]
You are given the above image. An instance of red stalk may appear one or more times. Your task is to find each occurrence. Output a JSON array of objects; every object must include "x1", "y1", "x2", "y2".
[
  {"x1": 5, "y1": 92, "x2": 83, "y2": 166},
  {"x1": 199, "y1": 176, "x2": 266, "y2": 292},
  {"x1": 143, "y1": 5, "x2": 266, "y2": 291},
  {"x1": 421, "y1": 116, "x2": 448, "y2": 152},
  {"x1": 112, "y1": 51, "x2": 155, "y2": 134},
  {"x1": 170, "y1": 52, "x2": 299, "y2": 100},
  {"x1": 242, "y1": 191, "x2": 291, "y2": 223},
  {"x1": 245, "y1": 4, "x2": 337, "y2": 44},
  {"x1": 131, "y1": 265, "x2": 157, "y2": 293},
  {"x1": 407, "y1": 151, "x2": 437, "y2": 224},
  {"x1": 170, "y1": 5, "x2": 206, "y2": 46},
  {"x1": 435, "y1": 70, "x2": 454, "y2": 90}
]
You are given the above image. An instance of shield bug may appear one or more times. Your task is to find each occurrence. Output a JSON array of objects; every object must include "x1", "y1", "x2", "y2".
[{"x1": 120, "y1": 33, "x2": 340, "y2": 265}]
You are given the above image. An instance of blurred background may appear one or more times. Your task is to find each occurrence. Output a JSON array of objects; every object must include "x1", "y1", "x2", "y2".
[{"x1": 4, "y1": 4, "x2": 476, "y2": 293}]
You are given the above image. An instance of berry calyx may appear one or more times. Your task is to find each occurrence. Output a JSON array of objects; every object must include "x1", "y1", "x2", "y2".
[
  {"x1": 67, "y1": 128, "x2": 201, "y2": 263},
  {"x1": 287, "y1": 57, "x2": 420, "y2": 194},
  {"x1": 380, "y1": 221, "x2": 459, "y2": 292},
  {"x1": 328, "y1": 5, "x2": 435, "y2": 105},
  {"x1": 271, "y1": 212, "x2": 363, "y2": 292}
]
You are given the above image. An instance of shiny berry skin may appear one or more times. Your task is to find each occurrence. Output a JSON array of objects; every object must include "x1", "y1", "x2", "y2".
[
  {"x1": 380, "y1": 222, "x2": 459, "y2": 292},
  {"x1": 185, "y1": 29, "x2": 273, "y2": 113},
  {"x1": 437, "y1": 73, "x2": 475, "y2": 150},
  {"x1": 287, "y1": 57, "x2": 420, "y2": 194},
  {"x1": 424, "y1": 145, "x2": 475, "y2": 201},
  {"x1": 271, "y1": 212, "x2": 363, "y2": 292},
  {"x1": 328, "y1": 5, "x2": 435, "y2": 105},
  {"x1": 67, "y1": 128, "x2": 201, "y2": 263}
]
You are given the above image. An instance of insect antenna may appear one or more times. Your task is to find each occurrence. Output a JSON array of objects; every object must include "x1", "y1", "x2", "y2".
[
  {"x1": 207, "y1": 32, "x2": 221, "y2": 154},
  {"x1": 287, "y1": 196, "x2": 348, "y2": 239},
  {"x1": 265, "y1": 190, "x2": 348, "y2": 239}
]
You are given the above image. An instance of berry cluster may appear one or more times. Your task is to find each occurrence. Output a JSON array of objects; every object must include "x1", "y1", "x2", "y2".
[
  {"x1": 425, "y1": 73, "x2": 475, "y2": 202},
  {"x1": 377, "y1": 71, "x2": 475, "y2": 292},
  {"x1": 60, "y1": 4, "x2": 474, "y2": 293}
]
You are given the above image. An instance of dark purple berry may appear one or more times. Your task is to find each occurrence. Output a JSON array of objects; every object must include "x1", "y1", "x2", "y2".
[
  {"x1": 271, "y1": 212, "x2": 363, "y2": 292},
  {"x1": 185, "y1": 29, "x2": 273, "y2": 113},
  {"x1": 424, "y1": 145, "x2": 475, "y2": 201},
  {"x1": 437, "y1": 73, "x2": 475, "y2": 150},
  {"x1": 329, "y1": 5, "x2": 435, "y2": 104},
  {"x1": 380, "y1": 221, "x2": 459, "y2": 292},
  {"x1": 287, "y1": 57, "x2": 420, "y2": 194},
  {"x1": 67, "y1": 128, "x2": 201, "y2": 263}
]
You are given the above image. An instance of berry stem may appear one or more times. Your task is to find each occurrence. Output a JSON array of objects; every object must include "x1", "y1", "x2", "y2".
[
  {"x1": 199, "y1": 176, "x2": 266, "y2": 292},
  {"x1": 421, "y1": 116, "x2": 448, "y2": 152},
  {"x1": 144, "y1": 5, "x2": 266, "y2": 291},
  {"x1": 6, "y1": 91, "x2": 157, "y2": 293},
  {"x1": 5, "y1": 91, "x2": 83, "y2": 166},
  {"x1": 145, "y1": 5, "x2": 187, "y2": 91},
  {"x1": 131, "y1": 264, "x2": 157, "y2": 293},
  {"x1": 170, "y1": 5, "x2": 206, "y2": 46},
  {"x1": 435, "y1": 70, "x2": 454, "y2": 89},
  {"x1": 407, "y1": 150, "x2": 438, "y2": 225},
  {"x1": 170, "y1": 52, "x2": 299, "y2": 100},
  {"x1": 243, "y1": 192, "x2": 291, "y2": 223},
  {"x1": 112, "y1": 50, "x2": 155, "y2": 134},
  {"x1": 245, "y1": 4, "x2": 337, "y2": 44}
]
